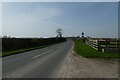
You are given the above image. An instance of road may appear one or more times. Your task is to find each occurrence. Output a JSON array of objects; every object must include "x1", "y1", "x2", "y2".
[
  {"x1": 3, "y1": 40, "x2": 73, "y2": 78},
  {"x1": 2, "y1": 39, "x2": 119, "y2": 78}
]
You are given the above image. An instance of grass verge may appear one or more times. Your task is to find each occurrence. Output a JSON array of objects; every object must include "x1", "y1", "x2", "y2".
[
  {"x1": 74, "y1": 39, "x2": 120, "y2": 58},
  {"x1": 1, "y1": 46, "x2": 47, "y2": 57}
]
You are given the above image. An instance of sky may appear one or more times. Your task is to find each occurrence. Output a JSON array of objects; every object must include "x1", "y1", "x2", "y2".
[
  {"x1": 1, "y1": 0, "x2": 120, "y2": 2},
  {"x1": 1, "y1": 2, "x2": 118, "y2": 38}
]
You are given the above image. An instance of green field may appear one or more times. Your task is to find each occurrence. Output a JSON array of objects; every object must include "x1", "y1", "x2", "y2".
[{"x1": 74, "y1": 39, "x2": 120, "y2": 58}]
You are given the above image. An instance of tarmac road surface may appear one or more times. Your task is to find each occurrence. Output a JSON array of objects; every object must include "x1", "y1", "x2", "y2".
[{"x1": 3, "y1": 40, "x2": 73, "y2": 78}]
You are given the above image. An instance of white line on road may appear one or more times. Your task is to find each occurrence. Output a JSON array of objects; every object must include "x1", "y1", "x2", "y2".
[{"x1": 32, "y1": 50, "x2": 53, "y2": 59}]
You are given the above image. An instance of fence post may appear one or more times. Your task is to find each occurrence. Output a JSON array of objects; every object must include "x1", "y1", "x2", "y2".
[
  {"x1": 98, "y1": 41, "x2": 102, "y2": 51},
  {"x1": 117, "y1": 40, "x2": 119, "y2": 49},
  {"x1": 106, "y1": 40, "x2": 107, "y2": 48},
  {"x1": 116, "y1": 40, "x2": 120, "y2": 53}
]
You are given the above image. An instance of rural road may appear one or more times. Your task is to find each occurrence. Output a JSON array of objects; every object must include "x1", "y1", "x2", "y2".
[
  {"x1": 2, "y1": 39, "x2": 119, "y2": 78},
  {"x1": 3, "y1": 40, "x2": 73, "y2": 78}
]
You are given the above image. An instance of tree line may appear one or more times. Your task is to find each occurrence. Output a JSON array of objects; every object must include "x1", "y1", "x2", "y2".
[{"x1": 2, "y1": 37, "x2": 66, "y2": 51}]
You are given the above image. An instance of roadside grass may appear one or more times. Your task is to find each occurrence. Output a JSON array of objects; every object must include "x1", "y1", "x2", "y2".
[
  {"x1": 2, "y1": 46, "x2": 47, "y2": 57},
  {"x1": 74, "y1": 39, "x2": 120, "y2": 58}
]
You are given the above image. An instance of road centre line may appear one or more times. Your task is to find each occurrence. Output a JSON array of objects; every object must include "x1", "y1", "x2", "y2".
[{"x1": 32, "y1": 50, "x2": 53, "y2": 59}]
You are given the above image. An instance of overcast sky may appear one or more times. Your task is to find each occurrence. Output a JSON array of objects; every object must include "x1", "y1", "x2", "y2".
[{"x1": 2, "y1": 2, "x2": 118, "y2": 38}]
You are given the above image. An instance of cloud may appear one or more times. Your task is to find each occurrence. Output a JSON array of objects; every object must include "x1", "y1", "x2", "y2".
[
  {"x1": 33, "y1": 7, "x2": 62, "y2": 20},
  {"x1": 2, "y1": 4, "x2": 62, "y2": 37},
  {"x1": 2, "y1": 2, "x2": 117, "y2": 38}
]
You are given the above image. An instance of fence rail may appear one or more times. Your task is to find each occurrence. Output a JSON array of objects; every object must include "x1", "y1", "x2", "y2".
[{"x1": 86, "y1": 39, "x2": 120, "y2": 53}]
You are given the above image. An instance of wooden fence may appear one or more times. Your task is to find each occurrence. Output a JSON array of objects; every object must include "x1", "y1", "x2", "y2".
[{"x1": 86, "y1": 39, "x2": 120, "y2": 53}]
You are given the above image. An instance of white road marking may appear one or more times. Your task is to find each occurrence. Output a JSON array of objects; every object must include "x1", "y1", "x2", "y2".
[{"x1": 32, "y1": 50, "x2": 53, "y2": 59}]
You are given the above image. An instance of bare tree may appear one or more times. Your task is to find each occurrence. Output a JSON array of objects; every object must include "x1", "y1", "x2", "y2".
[{"x1": 56, "y1": 28, "x2": 63, "y2": 38}]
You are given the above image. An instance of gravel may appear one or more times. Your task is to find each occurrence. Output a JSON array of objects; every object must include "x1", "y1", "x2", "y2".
[{"x1": 58, "y1": 44, "x2": 119, "y2": 78}]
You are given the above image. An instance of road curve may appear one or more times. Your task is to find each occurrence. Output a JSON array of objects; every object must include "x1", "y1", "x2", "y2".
[{"x1": 3, "y1": 40, "x2": 73, "y2": 78}]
